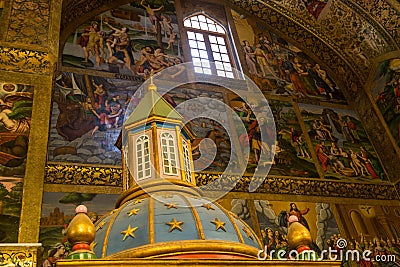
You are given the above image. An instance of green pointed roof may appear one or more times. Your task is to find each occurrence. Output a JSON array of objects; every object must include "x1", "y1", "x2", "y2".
[{"x1": 124, "y1": 86, "x2": 182, "y2": 126}]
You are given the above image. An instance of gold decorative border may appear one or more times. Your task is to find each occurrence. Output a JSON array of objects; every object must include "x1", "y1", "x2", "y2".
[
  {"x1": 0, "y1": 46, "x2": 50, "y2": 74},
  {"x1": 0, "y1": 243, "x2": 41, "y2": 267},
  {"x1": 195, "y1": 173, "x2": 398, "y2": 200},
  {"x1": 45, "y1": 163, "x2": 123, "y2": 187},
  {"x1": 44, "y1": 163, "x2": 397, "y2": 200}
]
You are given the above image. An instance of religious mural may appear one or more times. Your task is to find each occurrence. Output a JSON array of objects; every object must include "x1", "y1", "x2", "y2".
[
  {"x1": 39, "y1": 192, "x2": 120, "y2": 261},
  {"x1": 0, "y1": 178, "x2": 23, "y2": 243},
  {"x1": 48, "y1": 72, "x2": 141, "y2": 165},
  {"x1": 299, "y1": 104, "x2": 386, "y2": 181},
  {"x1": 254, "y1": 200, "x2": 340, "y2": 255},
  {"x1": 229, "y1": 95, "x2": 318, "y2": 177},
  {"x1": 62, "y1": 1, "x2": 183, "y2": 78},
  {"x1": 161, "y1": 87, "x2": 231, "y2": 173},
  {"x1": 0, "y1": 82, "x2": 33, "y2": 178},
  {"x1": 334, "y1": 203, "x2": 400, "y2": 265},
  {"x1": 219, "y1": 198, "x2": 253, "y2": 228},
  {"x1": 231, "y1": 10, "x2": 347, "y2": 105},
  {"x1": 370, "y1": 57, "x2": 400, "y2": 149}
]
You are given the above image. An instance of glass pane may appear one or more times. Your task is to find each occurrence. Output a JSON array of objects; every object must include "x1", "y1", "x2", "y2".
[
  {"x1": 216, "y1": 25, "x2": 225, "y2": 33},
  {"x1": 206, "y1": 18, "x2": 214, "y2": 24},
  {"x1": 202, "y1": 61, "x2": 210, "y2": 68},
  {"x1": 184, "y1": 20, "x2": 191, "y2": 28},
  {"x1": 203, "y1": 68, "x2": 212, "y2": 75},
  {"x1": 138, "y1": 165, "x2": 143, "y2": 171},
  {"x1": 199, "y1": 50, "x2": 208, "y2": 59},
  {"x1": 221, "y1": 53, "x2": 229, "y2": 62},
  {"x1": 197, "y1": 41, "x2": 206, "y2": 50},
  {"x1": 208, "y1": 24, "x2": 216, "y2": 32},
  {"x1": 188, "y1": 40, "x2": 197, "y2": 48},
  {"x1": 191, "y1": 49, "x2": 199, "y2": 57},
  {"x1": 219, "y1": 45, "x2": 227, "y2": 53},
  {"x1": 217, "y1": 70, "x2": 226, "y2": 77},
  {"x1": 211, "y1": 43, "x2": 219, "y2": 52},
  {"x1": 193, "y1": 59, "x2": 202, "y2": 66},
  {"x1": 145, "y1": 170, "x2": 150, "y2": 176},
  {"x1": 226, "y1": 72, "x2": 234, "y2": 78},
  {"x1": 187, "y1": 31, "x2": 195, "y2": 40},
  {"x1": 194, "y1": 66, "x2": 203, "y2": 73},
  {"x1": 209, "y1": 35, "x2": 217, "y2": 43},
  {"x1": 200, "y1": 22, "x2": 208, "y2": 30},
  {"x1": 217, "y1": 37, "x2": 225, "y2": 45},
  {"x1": 224, "y1": 62, "x2": 232, "y2": 71},
  {"x1": 191, "y1": 20, "x2": 200, "y2": 29},
  {"x1": 195, "y1": 33, "x2": 204, "y2": 41},
  {"x1": 213, "y1": 53, "x2": 221, "y2": 61},
  {"x1": 190, "y1": 16, "x2": 198, "y2": 23},
  {"x1": 198, "y1": 15, "x2": 206, "y2": 22},
  {"x1": 215, "y1": 61, "x2": 224, "y2": 70}
]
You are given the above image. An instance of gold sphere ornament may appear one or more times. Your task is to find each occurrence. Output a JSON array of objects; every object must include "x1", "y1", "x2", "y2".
[
  {"x1": 66, "y1": 205, "x2": 96, "y2": 251},
  {"x1": 287, "y1": 215, "x2": 312, "y2": 252}
]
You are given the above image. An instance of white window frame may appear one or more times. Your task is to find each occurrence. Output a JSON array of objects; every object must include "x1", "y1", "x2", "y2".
[
  {"x1": 160, "y1": 132, "x2": 178, "y2": 175},
  {"x1": 182, "y1": 141, "x2": 193, "y2": 183},
  {"x1": 136, "y1": 135, "x2": 151, "y2": 180}
]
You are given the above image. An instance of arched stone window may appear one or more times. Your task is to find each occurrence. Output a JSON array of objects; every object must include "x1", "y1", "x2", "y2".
[{"x1": 184, "y1": 13, "x2": 234, "y2": 78}]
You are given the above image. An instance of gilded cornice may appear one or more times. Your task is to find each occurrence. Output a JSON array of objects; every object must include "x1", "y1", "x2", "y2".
[
  {"x1": 44, "y1": 163, "x2": 398, "y2": 200},
  {"x1": 45, "y1": 163, "x2": 123, "y2": 187},
  {"x1": 0, "y1": 46, "x2": 50, "y2": 75}
]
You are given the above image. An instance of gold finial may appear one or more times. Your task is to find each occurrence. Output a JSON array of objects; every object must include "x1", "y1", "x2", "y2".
[
  {"x1": 66, "y1": 205, "x2": 96, "y2": 251},
  {"x1": 148, "y1": 70, "x2": 157, "y2": 91}
]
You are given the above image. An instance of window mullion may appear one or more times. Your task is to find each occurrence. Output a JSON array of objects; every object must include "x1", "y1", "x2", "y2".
[{"x1": 203, "y1": 32, "x2": 217, "y2": 74}]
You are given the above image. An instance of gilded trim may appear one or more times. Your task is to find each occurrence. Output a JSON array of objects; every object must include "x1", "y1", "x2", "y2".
[
  {"x1": 181, "y1": 194, "x2": 205, "y2": 240},
  {"x1": 148, "y1": 197, "x2": 154, "y2": 244}
]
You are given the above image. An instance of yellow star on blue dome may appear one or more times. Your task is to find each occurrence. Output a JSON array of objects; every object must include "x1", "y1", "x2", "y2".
[
  {"x1": 211, "y1": 218, "x2": 226, "y2": 232},
  {"x1": 166, "y1": 218, "x2": 184, "y2": 232},
  {"x1": 127, "y1": 208, "x2": 140, "y2": 216},
  {"x1": 121, "y1": 225, "x2": 138, "y2": 241}
]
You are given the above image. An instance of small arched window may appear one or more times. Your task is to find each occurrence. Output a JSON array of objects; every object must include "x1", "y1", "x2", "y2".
[
  {"x1": 182, "y1": 141, "x2": 192, "y2": 183},
  {"x1": 161, "y1": 132, "x2": 178, "y2": 175},
  {"x1": 136, "y1": 135, "x2": 151, "y2": 180},
  {"x1": 184, "y1": 13, "x2": 234, "y2": 78}
]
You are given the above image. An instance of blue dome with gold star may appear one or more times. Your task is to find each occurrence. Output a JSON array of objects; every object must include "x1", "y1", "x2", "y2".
[
  {"x1": 93, "y1": 183, "x2": 262, "y2": 259},
  {"x1": 93, "y1": 79, "x2": 262, "y2": 259}
]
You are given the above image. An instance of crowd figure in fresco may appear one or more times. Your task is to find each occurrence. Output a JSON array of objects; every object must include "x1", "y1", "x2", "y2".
[
  {"x1": 74, "y1": 1, "x2": 182, "y2": 78},
  {"x1": 55, "y1": 74, "x2": 127, "y2": 141},
  {"x1": 327, "y1": 234, "x2": 400, "y2": 266},
  {"x1": 42, "y1": 243, "x2": 67, "y2": 267},
  {"x1": 241, "y1": 35, "x2": 345, "y2": 102},
  {"x1": 310, "y1": 113, "x2": 382, "y2": 179},
  {"x1": 375, "y1": 71, "x2": 400, "y2": 145}
]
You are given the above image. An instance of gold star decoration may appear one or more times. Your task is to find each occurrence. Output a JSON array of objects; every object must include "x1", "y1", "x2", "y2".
[
  {"x1": 127, "y1": 208, "x2": 140, "y2": 217},
  {"x1": 201, "y1": 203, "x2": 215, "y2": 210},
  {"x1": 133, "y1": 199, "x2": 143, "y2": 205},
  {"x1": 242, "y1": 227, "x2": 254, "y2": 240},
  {"x1": 211, "y1": 218, "x2": 226, "y2": 232},
  {"x1": 95, "y1": 221, "x2": 106, "y2": 232},
  {"x1": 166, "y1": 218, "x2": 184, "y2": 232},
  {"x1": 165, "y1": 203, "x2": 177, "y2": 209},
  {"x1": 121, "y1": 225, "x2": 138, "y2": 241}
]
